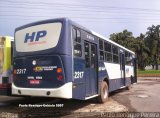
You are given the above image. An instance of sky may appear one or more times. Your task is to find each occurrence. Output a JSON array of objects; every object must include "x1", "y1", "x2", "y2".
[{"x1": 1, "y1": 0, "x2": 160, "y2": 38}]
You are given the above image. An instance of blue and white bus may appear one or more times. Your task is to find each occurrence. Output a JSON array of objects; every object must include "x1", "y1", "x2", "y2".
[{"x1": 12, "y1": 18, "x2": 137, "y2": 103}]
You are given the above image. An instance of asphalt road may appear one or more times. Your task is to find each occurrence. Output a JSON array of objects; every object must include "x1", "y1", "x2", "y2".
[{"x1": 112, "y1": 78, "x2": 160, "y2": 112}]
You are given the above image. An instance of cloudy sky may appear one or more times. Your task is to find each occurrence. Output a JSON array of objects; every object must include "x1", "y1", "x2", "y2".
[{"x1": 1, "y1": 0, "x2": 160, "y2": 38}]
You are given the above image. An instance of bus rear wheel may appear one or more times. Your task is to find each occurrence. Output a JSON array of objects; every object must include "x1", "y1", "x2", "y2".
[{"x1": 97, "y1": 81, "x2": 108, "y2": 103}]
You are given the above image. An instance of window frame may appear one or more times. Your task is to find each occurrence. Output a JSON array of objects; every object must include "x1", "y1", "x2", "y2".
[
  {"x1": 112, "y1": 45, "x2": 119, "y2": 64},
  {"x1": 99, "y1": 39, "x2": 104, "y2": 61},
  {"x1": 125, "y1": 51, "x2": 133, "y2": 65},
  {"x1": 72, "y1": 27, "x2": 82, "y2": 57},
  {"x1": 99, "y1": 39, "x2": 120, "y2": 64}
]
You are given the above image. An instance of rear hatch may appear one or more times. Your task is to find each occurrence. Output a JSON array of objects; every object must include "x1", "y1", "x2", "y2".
[{"x1": 13, "y1": 55, "x2": 65, "y2": 88}]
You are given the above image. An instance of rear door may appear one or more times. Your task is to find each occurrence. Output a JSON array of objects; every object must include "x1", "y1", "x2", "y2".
[
  {"x1": 119, "y1": 51, "x2": 125, "y2": 87},
  {"x1": 133, "y1": 58, "x2": 137, "y2": 84},
  {"x1": 84, "y1": 41, "x2": 98, "y2": 96}
]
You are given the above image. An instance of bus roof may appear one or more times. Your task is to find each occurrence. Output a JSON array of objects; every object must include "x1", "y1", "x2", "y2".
[{"x1": 91, "y1": 31, "x2": 135, "y2": 54}]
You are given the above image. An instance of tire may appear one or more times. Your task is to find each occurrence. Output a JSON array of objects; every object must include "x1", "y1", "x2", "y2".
[
  {"x1": 126, "y1": 85, "x2": 132, "y2": 90},
  {"x1": 97, "y1": 81, "x2": 109, "y2": 103},
  {"x1": 126, "y1": 76, "x2": 133, "y2": 90}
]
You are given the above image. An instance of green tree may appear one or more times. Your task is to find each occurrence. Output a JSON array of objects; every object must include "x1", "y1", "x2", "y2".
[
  {"x1": 145, "y1": 25, "x2": 160, "y2": 70},
  {"x1": 110, "y1": 30, "x2": 150, "y2": 70},
  {"x1": 135, "y1": 35, "x2": 150, "y2": 70},
  {"x1": 110, "y1": 29, "x2": 134, "y2": 49}
]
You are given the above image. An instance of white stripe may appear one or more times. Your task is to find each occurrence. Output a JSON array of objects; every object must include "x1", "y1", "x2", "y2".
[
  {"x1": 120, "y1": 86, "x2": 126, "y2": 89},
  {"x1": 104, "y1": 62, "x2": 121, "y2": 79},
  {"x1": 85, "y1": 94, "x2": 99, "y2": 100}
]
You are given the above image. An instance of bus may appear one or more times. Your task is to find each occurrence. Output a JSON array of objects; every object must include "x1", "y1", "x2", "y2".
[
  {"x1": 0, "y1": 36, "x2": 13, "y2": 95},
  {"x1": 12, "y1": 18, "x2": 137, "y2": 103}
]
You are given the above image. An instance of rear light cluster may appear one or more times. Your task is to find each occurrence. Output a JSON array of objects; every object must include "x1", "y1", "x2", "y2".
[
  {"x1": 13, "y1": 69, "x2": 17, "y2": 80},
  {"x1": 57, "y1": 68, "x2": 63, "y2": 81}
]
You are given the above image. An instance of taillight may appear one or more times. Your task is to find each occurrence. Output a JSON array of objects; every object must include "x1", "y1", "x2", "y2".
[
  {"x1": 57, "y1": 68, "x2": 62, "y2": 73},
  {"x1": 13, "y1": 69, "x2": 17, "y2": 80},
  {"x1": 57, "y1": 68, "x2": 63, "y2": 81},
  {"x1": 57, "y1": 75, "x2": 63, "y2": 81},
  {"x1": 13, "y1": 69, "x2": 17, "y2": 75}
]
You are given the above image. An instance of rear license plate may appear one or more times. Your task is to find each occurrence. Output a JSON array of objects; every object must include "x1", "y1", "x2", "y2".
[{"x1": 30, "y1": 80, "x2": 40, "y2": 84}]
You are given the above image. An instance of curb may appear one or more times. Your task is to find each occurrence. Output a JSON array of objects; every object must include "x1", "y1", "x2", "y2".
[
  {"x1": 138, "y1": 74, "x2": 160, "y2": 77},
  {"x1": 138, "y1": 77, "x2": 160, "y2": 80}
]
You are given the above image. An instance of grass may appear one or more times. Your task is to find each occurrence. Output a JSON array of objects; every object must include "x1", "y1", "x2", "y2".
[
  {"x1": 138, "y1": 70, "x2": 160, "y2": 74},
  {"x1": 138, "y1": 70, "x2": 160, "y2": 77}
]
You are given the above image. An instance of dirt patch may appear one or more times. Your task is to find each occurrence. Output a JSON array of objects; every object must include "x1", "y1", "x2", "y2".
[
  {"x1": 0, "y1": 97, "x2": 128, "y2": 118},
  {"x1": 74, "y1": 98, "x2": 128, "y2": 112},
  {"x1": 63, "y1": 98, "x2": 128, "y2": 118}
]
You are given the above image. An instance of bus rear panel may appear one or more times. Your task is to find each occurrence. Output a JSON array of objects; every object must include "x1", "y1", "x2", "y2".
[{"x1": 12, "y1": 19, "x2": 73, "y2": 98}]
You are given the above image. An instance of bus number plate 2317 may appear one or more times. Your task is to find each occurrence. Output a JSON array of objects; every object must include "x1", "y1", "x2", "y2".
[{"x1": 74, "y1": 71, "x2": 84, "y2": 79}]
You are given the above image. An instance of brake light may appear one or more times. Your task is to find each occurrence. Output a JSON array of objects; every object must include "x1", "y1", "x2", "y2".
[
  {"x1": 13, "y1": 69, "x2": 17, "y2": 74},
  {"x1": 13, "y1": 70, "x2": 17, "y2": 80},
  {"x1": 13, "y1": 75, "x2": 16, "y2": 80},
  {"x1": 57, "y1": 68, "x2": 62, "y2": 73},
  {"x1": 57, "y1": 75, "x2": 63, "y2": 81}
]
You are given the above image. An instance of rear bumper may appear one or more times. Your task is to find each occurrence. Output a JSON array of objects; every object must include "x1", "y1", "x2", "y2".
[{"x1": 12, "y1": 82, "x2": 72, "y2": 99}]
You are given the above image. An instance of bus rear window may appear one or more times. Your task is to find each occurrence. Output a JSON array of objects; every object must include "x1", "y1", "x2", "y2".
[{"x1": 15, "y1": 22, "x2": 62, "y2": 52}]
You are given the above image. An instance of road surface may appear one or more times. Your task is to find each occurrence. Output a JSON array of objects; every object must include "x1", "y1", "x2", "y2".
[{"x1": 112, "y1": 78, "x2": 160, "y2": 112}]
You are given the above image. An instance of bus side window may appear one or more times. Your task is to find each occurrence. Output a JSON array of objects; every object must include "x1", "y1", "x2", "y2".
[
  {"x1": 99, "y1": 40, "x2": 103, "y2": 50},
  {"x1": 104, "y1": 41, "x2": 112, "y2": 62},
  {"x1": 91, "y1": 44, "x2": 96, "y2": 68},
  {"x1": 77, "y1": 30, "x2": 81, "y2": 43},
  {"x1": 125, "y1": 51, "x2": 132, "y2": 65},
  {"x1": 73, "y1": 28, "x2": 77, "y2": 42},
  {"x1": 99, "y1": 39, "x2": 104, "y2": 60},
  {"x1": 73, "y1": 28, "x2": 82, "y2": 57},
  {"x1": 100, "y1": 51, "x2": 104, "y2": 60},
  {"x1": 112, "y1": 45, "x2": 119, "y2": 63},
  {"x1": 84, "y1": 42, "x2": 90, "y2": 67}
]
